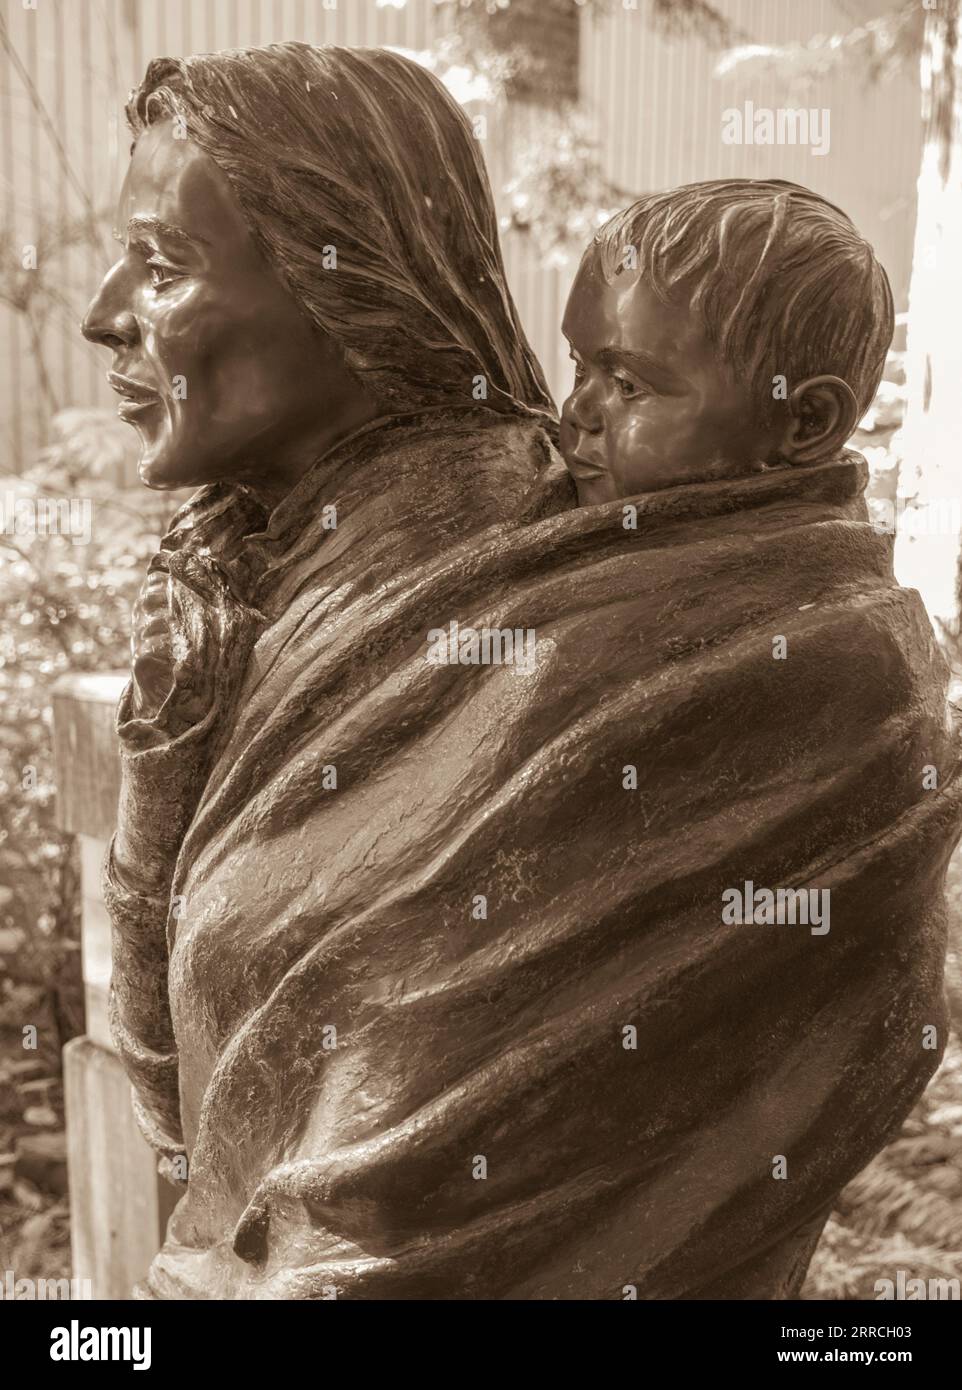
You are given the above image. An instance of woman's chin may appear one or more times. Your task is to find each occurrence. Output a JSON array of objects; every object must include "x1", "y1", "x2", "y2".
[{"x1": 138, "y1": 451, "x2": 200, "y2": 492}]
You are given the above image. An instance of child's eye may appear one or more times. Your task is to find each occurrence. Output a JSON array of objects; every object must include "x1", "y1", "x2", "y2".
[{"x1": 613, "y1": 375, "x2": 644, "y2": 399}]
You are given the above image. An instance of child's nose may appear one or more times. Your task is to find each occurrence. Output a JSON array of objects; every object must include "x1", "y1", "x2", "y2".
[{"x1": 562, "y1": 380, "x2": 604, "y2": 436}]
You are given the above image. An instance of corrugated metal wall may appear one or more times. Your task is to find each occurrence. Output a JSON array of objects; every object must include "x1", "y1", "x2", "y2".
[
  {"x1": 570, "y1": 0, "x2": 923, "y2": 406},
  {"x1": 0, "y1": 0, "x2": 922, "y2": 473}
]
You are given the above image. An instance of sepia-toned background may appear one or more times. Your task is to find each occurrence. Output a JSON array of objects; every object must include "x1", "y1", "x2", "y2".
[{"x1": 1, "y1": 0, "x2": 960, "y2": 1303}]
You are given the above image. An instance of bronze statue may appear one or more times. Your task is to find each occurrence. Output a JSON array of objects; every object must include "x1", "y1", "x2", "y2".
[
  {"x1": 82, "y1": 45, "x2": 962, "y2": 1300},
  {"x1": 559, "y1": 180, "x2": 887, "y2": 501}
]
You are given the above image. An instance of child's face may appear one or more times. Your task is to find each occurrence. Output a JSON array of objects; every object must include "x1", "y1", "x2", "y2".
[{"x1": 560, "y1": 249, "x2": 770, "y2": 505}]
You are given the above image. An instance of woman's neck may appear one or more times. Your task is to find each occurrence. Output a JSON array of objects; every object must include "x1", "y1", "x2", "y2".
[{"x1": 237, "y1": 398, "x2": 389, "y2": 511}]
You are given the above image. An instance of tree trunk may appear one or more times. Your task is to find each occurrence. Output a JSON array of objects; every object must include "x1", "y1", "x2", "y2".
[{"x1": 896, "y1": 0, "x2": 962, "y2": 668}]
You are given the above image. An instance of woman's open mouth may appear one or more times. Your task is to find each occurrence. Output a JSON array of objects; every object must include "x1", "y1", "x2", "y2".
[{"x1": 107, "y1": 371, "x2": 162, "y2": 421}]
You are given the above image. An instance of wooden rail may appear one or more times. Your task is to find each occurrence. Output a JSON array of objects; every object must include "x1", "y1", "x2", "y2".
[{"x1": 51, "y1": 671, "x2": 177, "y2": 1300}]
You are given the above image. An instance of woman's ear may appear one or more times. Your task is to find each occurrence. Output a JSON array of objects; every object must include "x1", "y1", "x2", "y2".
[{"x1": 778, "y1": 375, "x2": 860, "y2": 465}]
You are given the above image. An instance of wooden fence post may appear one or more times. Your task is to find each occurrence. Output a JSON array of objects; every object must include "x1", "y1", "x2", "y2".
[{"x1": 51, "y1": 672, "x2": 177, "y2": 1299}]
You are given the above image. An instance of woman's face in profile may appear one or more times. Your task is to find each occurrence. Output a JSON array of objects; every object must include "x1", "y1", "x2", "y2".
[{"x1": 82, "y1": 118, "x2": 342, "y2": 494}]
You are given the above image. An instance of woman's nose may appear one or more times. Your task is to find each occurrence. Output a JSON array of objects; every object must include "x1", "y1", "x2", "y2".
[{"x1": 81, "y1": 260, "x2": 138, "y2": 350}]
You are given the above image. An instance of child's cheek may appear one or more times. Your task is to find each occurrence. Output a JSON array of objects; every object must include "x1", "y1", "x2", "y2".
[{"x1": 612, "y1": 401, "x2": 666, "y2": 491}]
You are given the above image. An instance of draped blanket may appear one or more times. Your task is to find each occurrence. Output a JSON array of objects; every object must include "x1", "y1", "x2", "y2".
[{"x1": 105, "y1": 408, "x2": 962, "y2": 1299}]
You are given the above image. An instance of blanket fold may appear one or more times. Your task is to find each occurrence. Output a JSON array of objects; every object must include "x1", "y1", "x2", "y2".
[{"x1": 106, "y1": 408, "x2": 961, "y2": 1299}]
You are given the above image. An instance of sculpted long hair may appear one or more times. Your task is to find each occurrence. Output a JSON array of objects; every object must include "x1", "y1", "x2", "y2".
[{"x1": 127, "y1": 43, "x2": 554, "y2": 420}]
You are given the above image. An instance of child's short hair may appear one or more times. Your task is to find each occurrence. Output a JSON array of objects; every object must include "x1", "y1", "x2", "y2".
[{"x1": 593, "y1": 178, "x2": 894, "y2": 427}]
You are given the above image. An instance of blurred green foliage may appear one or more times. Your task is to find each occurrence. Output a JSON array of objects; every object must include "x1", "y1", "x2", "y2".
[{"x1": 0, "y1": 409, "x2": 165, "y2": 1046}]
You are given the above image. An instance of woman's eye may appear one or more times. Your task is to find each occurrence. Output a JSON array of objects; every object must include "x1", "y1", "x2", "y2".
[{"x1": 146, "y1": 261, "x2": 181, "y2": 290}]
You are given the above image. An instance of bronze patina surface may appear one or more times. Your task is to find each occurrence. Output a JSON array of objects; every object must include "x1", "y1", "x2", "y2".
[{"x1": 82, "y1": 43, "x2": 962, "y2": 1299}]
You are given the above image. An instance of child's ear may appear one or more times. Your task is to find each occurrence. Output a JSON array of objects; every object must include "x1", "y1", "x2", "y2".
[{"x1": 778, "y1": 375, "x2": 859, "y2": 464}]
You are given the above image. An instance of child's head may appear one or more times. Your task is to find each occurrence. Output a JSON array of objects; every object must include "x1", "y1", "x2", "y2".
[{"x1": 560, "y1": 178, "x2": 894, "y2": 505}]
